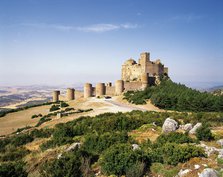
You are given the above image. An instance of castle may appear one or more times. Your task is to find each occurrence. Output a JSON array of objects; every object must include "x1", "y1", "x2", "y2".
[{"x1": 52, "y1": 52, "x2": 168, "y2": 102}]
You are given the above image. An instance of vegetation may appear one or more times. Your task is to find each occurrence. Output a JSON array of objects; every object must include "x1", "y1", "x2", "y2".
[
  {"x1": 0, "y1": 111, "x2": 222, "y2": 176},
  {"x1": 49, "y1": 105, "x2": 60, "y2": 112},
  {"x1": 195, "y1": 124, "x2": 214, "y2": 141},
  {"x1": 0, "y1": 161, "x2": 27, "y2": 177},
  {"x1": 100, "y1": 143, "x2": 150, "y2": 176},
  {"x1": 124, "y1": 80, "x2": 223, "y2": 112},
  {"x1": 31, "y1": 113, "x2": 42, "y2": 119}
]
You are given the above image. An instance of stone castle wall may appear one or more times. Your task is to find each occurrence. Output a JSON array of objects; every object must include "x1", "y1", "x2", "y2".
[
  {"x1": 124, "y1": 81, "x2": 143, "y2": 91},
  {"x1": 105, "y1": 86, "x2": 115, "y2": 96},
  {"x1": 52, "y1": 52, "x2": 168, "y2": 101}
]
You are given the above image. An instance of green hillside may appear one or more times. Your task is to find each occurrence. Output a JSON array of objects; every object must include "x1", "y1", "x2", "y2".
[
  {"x1": 0, "y1": 111, "x2": 223, "y2": 176},
  {"x1": 124, "y1": 80, "x2": 223, "y2": 112}
]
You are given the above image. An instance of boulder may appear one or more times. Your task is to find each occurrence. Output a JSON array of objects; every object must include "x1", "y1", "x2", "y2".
[
  {"x1": 178, "y1": 169, "x2": 192, "y2": 177},
  {"x1": 198, "y1": 168, "x2": 219, "y2": 177},
  {"x1": 218, "y1": 149, "x2": 223, "y2": 159},
  {"x1": 132, "y1": 144, "x2": 140, "y2": 151},
  {"x1": 198, "y1": 143, "x2": 220, "y2": 157},
  {"x1": 183, "y1": 123, "x2": 193, "y2": 131},
  {"x1": 57, "y1": 142, "x2": 82, "y2": 159},
  {"x1": 194, "y1": 164, "x2": 200, "y2": 170},
  {"x1": 217, "y1": 139, "x2": 223, "y2": 147},
  {"x1": 189, "y1": 123, "x2": 202, "y2": 134},
  {"x1": 162, "y1": 118, "x2": 178, "y2": 133},
  {"x1": 65, "y1": 142, "x2": 81, "y2": 152}
]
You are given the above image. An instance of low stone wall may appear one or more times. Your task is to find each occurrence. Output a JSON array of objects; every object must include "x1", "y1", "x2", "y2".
[{"x1": 105, "y1": 86, "x2": 115, "y2": 96}]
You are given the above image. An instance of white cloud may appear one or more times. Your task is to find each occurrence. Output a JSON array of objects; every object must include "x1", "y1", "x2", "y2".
[{"x1": 21, "y1": 23, "x2": 139, "y2": 32}]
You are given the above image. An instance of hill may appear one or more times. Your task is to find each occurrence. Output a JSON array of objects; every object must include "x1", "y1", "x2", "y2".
[
  {"x1": 124, "y1": 80, "x2": 223, "y2": 112},
  {"x1": 0, "y1": 110, "x2": 222, "y2": 176}
]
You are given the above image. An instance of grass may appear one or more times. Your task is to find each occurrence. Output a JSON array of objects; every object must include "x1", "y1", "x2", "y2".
[{"x1": 150, "y1": 163, "x2": 179, "y2": 177}]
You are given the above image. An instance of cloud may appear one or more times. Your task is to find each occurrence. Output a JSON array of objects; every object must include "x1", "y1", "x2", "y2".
[{"x1": 21, "y1": 23, "x2": 139, "y2": 32}]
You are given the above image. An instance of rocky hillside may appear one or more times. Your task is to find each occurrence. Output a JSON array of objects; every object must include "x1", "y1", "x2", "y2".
[{"x1": 0, "y1": 110, "x2": 222, "y2": 177}]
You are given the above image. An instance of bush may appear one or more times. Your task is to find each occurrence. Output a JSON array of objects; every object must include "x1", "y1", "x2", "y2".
[
  {"x1": 0, "y1": 147, "x2": 30, "y2": 162},
  {"x1": 10, "y1": 134, "x2": 34, "y2": 147},
  {"x1": 152, "y1": 143, "x2": 205, "y2": 165},
  {"x1": 155, "y1": 132, "x2": 194, "y2": 146},
  {"x1": 30, "y1": 129, "x2": 53, "y2": 138},
  {"x1": 35, "y1": 117, "x2": 51, "y2": 127},
  {"x1": 100, "y1": 143, "x2": 150, "y2": 176},
  {"x1": 82, "y1": 131, "x2": 129, "y2": 154},
  {"x1": 31, "y1": 114, "x2": 38, "y2": 119},
  {"x1": 40, "y1": 151, "x2": 82, "y2": 177},
  {"x1": 49, "y1": 105, "x2": 60, "y2": 112},
  {"x1": 61, "y1": 102, "x2": 69, "y2": 108},
  {"x1": 195, "y1": 124, "x2": 214, "y2": 141},
  {"x1": 0, "y1": 161, "x2": 27, "y2": 177}
]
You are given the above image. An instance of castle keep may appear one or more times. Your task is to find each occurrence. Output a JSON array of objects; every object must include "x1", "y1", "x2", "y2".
[
  {"x1": 122, "y1": 52, "x2": 168, "y2": 82},
  {"x1": 52, "y1": 52, "x2": 168, "y2": 101}
]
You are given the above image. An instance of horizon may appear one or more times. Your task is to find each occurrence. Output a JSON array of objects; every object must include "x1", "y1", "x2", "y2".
[{"x1": 1, "y1": 0, "x2": 223, "y2": 87}]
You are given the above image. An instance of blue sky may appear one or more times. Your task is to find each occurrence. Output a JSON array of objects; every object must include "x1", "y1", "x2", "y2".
[{"x1": 0, "y1": 0, "x2": 223, "y2": 88}]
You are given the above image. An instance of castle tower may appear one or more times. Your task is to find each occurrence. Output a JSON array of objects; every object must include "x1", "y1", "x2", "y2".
[
  {"x1": 139, "y1": 52, "x2": 150, "y2": 73},
  {"x1": 52, "y1": 90, "x2": 60, "y2": 102},
  {"x1": 141, "y1": 73, "x2": 149, "y2": 89},
  {"x1": 66, "y1": 88, "x2": 75, "y2": 101},
  {"x1": 84, "y1": 83, "x2": 93, "y2": 98},
  {"x1": 96, "y1": 83, "x2": 105, "y2": 97},
  {"x1": 115, "y1": 80, "x2": 124, "y2": 95}
]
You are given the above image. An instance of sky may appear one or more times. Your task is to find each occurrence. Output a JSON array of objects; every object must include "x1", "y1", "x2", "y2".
[{"x1": 0, "y1": 0, "x2": 223, "y2": 88}]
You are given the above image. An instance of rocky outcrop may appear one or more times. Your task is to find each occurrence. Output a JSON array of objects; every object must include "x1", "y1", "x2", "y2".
[
  {"x1": 180, "y1": 123, "x2": 193, "y2": 131},
  {"x1": 178, "y1": 169, "x2": 192, "y2": 177},
  {"x1": 162, "y1": 118, "x2": 178, "y2": 133},
  {"x1": 217, "y1": 139, "x2": 223, "y2": 147},
  {"x1": 198, "y1": 168, "x2": 219, "y2": 177},
  {"x1": 57, "y1": 142, "x2": 82, "y2": 159},
  {"x1": 198, "y1": 143, "x2": 222, "y2": 157},
  {"x1": 189, "y1": 123, "x2": 202, "y2": 134}
]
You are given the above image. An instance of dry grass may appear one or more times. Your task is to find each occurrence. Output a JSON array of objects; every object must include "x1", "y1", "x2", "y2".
[{"x1": 129, "y1": 124, "x2": 161, "y2": 143}]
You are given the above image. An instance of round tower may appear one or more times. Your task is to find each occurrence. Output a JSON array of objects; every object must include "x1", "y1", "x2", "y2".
[
  {"x1": 96, "y1": 83, "x2": 105, "y2": 97},
  {"x1": 84, "y1": 83, "x2": 93, "y2": 98},
  {"x1": 52, "y1": 90, "x2": 60, "y2": 102},
  {"x1": 141, "y1": 73, "x2": 149, "y2": 89},
  {"x1": 115, "y1": 80, "x2": 124, "y2": 95},
  {"x1": 66, "y1": 88, "x2": 75, "y2": 101}
]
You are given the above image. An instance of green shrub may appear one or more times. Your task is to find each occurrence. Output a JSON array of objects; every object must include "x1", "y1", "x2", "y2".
[
  {"x1": 155, "y1": 132, "x2": 194, "y2": 146},
  {"x1": 195, "y1": 124, "x2": 214, "y2": 141},
  {"x1": 153, "y1": 143, "x2": 205, "y2": 165},
  {"x1": 0, "y1": 147, "x2": 30, "y2": 162},
  {"x1": 10, "y1": 134, "x2": 34, "y2": 147},
  {"x1": 82, "y1": 131, "x2": 129, "y2": 154},
  {"x1": 100, "y1": 143, "x2": 150, "y2": 176},
  {"x1": 64, "y1": 107, "x2": 75, "y2": 112},
  {"x1": 35, "y1": 117, "x2": 51, "y2": 127},
  {"x1": 49, "y1": 105, "x2": 60, "y2": 112},
  {"x1": 40, "y1": 151, "x2": 82, "y2": 177},
  {"x1": 61, "y1": 102, "x2": 69, "y2": 108},
  {"x1": 30, "y1": 129, "x2": 53, "y2": 138},
  {"x1": 0, "y1": 161, "x2": 27, "y2": 177},
  {"x1": 31, "y1": 114, "x2": 38, "y2": 119}
]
